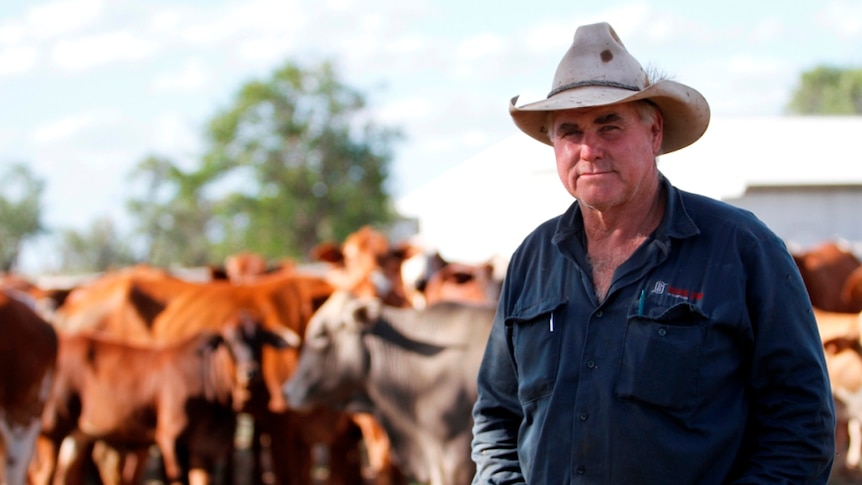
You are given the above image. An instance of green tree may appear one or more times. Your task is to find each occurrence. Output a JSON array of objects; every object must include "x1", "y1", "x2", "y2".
[
  {"x1": 0, "y1": 163, "x2": 44, "y2": 271},
  {"x1": 786, "y1": 65, "x2": 862, "y2": 114},
  {"x1": 200, "y1": 60, "x2": 401, "y2": 261},
  {"x1": 126, "y1": 155, "x2": 214, "y2": 267},
  {"x1": 57, "y1": 217, "x2": 137, "y2": 273}
]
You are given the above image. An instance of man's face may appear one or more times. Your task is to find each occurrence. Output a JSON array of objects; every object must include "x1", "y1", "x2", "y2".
[{"x1": 549, "y1": 101, "x2": 663, "y2": 213}]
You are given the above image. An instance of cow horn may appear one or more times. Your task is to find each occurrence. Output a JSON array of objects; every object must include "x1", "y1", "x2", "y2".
[{"x1": 276, "y1": 327, "x2": 302, "y2": 348}]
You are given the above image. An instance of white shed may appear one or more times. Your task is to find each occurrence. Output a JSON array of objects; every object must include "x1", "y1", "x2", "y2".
[{"x1": 395, "y1": 116, "x2": 862, "y2": 263}]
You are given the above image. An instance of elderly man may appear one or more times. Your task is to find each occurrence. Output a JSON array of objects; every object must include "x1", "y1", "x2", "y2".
[{"x1": 470, "y1": 21, "x2": 835, "y2": 484}]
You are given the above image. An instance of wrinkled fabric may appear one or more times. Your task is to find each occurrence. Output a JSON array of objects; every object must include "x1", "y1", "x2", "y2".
[{"x1": 471, "y1": 175, "x2": 835, "y2": 485}]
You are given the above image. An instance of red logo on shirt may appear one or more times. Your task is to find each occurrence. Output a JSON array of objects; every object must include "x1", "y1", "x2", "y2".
[{"x1": 651, "y1": 281, "x2": 703, "y2": 301}]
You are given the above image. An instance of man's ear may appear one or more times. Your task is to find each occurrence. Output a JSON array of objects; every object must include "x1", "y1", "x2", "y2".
[{"x1": 651, "y1": 111, "x2": 664, "y2": 155}]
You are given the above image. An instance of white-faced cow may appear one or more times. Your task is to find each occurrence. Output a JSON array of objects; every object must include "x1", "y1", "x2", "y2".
[
  {"x1": 284, "y1": 290, "x2": 495, "y2": 485},
  {"x1": 0, "y1": 290, "x2": 58, "y2": 485}
]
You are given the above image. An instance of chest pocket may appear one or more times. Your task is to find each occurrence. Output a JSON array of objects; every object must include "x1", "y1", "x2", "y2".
[
  {"x1": 616, "y1": 299, "x2": 709, "y2": 414},
  {"x1": 507, "y1": 298, "x2": 567, "y2": 404}
]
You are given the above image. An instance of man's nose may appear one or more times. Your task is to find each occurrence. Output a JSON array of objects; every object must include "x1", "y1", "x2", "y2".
[{"x1": 579, "y1": 132, "x2": 603, "y2": 161}]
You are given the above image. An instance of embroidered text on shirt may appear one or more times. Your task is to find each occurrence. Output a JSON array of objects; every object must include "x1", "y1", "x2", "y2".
[{"x1": 650, "y1": 281, "x2": 704, "y2": 301}]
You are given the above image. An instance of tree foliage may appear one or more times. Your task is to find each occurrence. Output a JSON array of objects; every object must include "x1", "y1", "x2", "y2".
[
  {"x1": 786, "y1": 65, "x2": 862, "y2": 114},
  {"x1": 126, "y1": 60, "x2": 400, "y2": 268},
  {"x1": 0, "y1": 163, "x2": 44, "y2": 271},
  {"x1": 202, "y1": 60, "x2": 400, "y2": 261},
  {"x1": 126, "y1": 155, "x2": 214, "y2": 267},
  {"x1": 57, "y1": 217, "x2": 137, "y2": 273}
]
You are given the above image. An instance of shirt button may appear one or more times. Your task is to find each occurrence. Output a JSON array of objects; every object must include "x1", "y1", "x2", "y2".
[
  {"x1": 579, "y1": 412, "x2": 588, "y2": 421},
  {"x1": 595, "y1": 310, "x2": 603, "y2": 317},
  {"x1": 658, "y1": 328, "x2": 667, "y2": 336},
  {"x1": 586, "y1": 360, "x2": 596, "y2": 369},
  {"x1": 576, "y1": 465, "x2": 586, "y2": 475}
]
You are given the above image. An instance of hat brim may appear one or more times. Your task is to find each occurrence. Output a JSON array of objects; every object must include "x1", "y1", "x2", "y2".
[{"x1": 509, "y1": 80, "x2": 710, "y2": 154}]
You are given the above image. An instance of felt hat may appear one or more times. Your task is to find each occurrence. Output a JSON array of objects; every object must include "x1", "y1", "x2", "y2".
[{"x1": 509, "y1": 22, "x2": 710, "y2": 154}]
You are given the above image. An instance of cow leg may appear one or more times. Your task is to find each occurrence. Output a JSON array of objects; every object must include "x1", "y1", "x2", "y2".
[
  {"x1": 848, "y1": 417, "x2": 862, "y2": 468},
  {"x1": 0, "y1": 438, "x2": 5, "y2": 485},
  {"x1": 326, "y1": 417, "x2": 365, "y2": 485},
  {"x1": 266, "y1": 412, "x2": 313, "y2": 485},
  {"x1": 0, "y1": 415, "x2": 42, "y2": 485},
  {"x1": 349, "y1": 412, "x2": 398, "y2": 485},
  {"x1": 28, "y1": 435, "x2": 57, "y2": 485},
  {"x1": 155, "y1": 434, "x2": 184, "y2": 485},
  {"x1": 52, "y1": 431, "x2": 97, "y2": 485},
  {"x1": 91, "y1": 440, "x2": 124, "y2": 485},
  {"x1": 188, "y1": 468, "x2": 209, "y2": 485}
]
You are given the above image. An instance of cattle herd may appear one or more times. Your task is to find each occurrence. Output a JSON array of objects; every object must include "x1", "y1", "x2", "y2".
[
  {"x1": 2, "y1": 228, "x2": 862, "y2": 485},
  {"x1": 0, "y1": 226, "x2": 502, "y2": 485}
]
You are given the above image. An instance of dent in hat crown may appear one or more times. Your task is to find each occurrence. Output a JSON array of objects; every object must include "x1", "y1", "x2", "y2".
[{"x1": 549, "y1": 22, "x2": 650, "y2": 98}]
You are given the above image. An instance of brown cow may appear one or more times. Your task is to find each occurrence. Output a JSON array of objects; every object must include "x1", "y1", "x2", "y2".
[
  {"x1": 311, "y1": 225, "x2": 415, "y2": 309},
  {"x1": 0, "y1": 273, "x2": 73, "y2": 321},
  {"x1": 51, "y1": 265, "x2": 201, "y2": 344},
  {"x1": 841, "y1": 265, "x2": 862, "y2": 314},
  {"x1": 421, "y1": 261, "x2": 501, "y2": 308},
  {"x1": 147, "y1": 269, "x2": 374, "y2": 485},
  {"x1": 0, "y1": 290, "x2": 58, "y2": 485},
  {"x1": 43, "y1": 265, "x2": 365, "y2": 485},
  {"x1": 36, "y1": 311, "x2": 294, "y2": 485},
  {"x1": 793, "y1": 241, "x2": 862, "y2": 313},
  {"x1": 816, "y1": 308, "x2": 862, "y2": 479}
]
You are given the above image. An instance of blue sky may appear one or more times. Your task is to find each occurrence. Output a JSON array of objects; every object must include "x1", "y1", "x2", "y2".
[{"x1": 2, "y1": 0, "x2": 861, "y2": 272}]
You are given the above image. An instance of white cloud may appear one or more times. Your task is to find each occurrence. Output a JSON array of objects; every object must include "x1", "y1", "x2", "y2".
[
  {"x1": 149, "y1": 9, "x2": 182, "y2": 35},
  {"x1": 234, "y1": 34, "x2": 296, "y2": 64},
  {"x1": 150, "y1": 114, "x2": 202, "y2": 159},
  {"x1": 178, "y1": 0, "x2": 304, "y2": 47},
  {"x1": 26, "y1": 0, "x2": 105, "y2": 40},
  {"x1": 153, "y1": 61, "x2": 208, "y2": 92},
  {"x1": 819, "y1": 0, "x2": 862, "y2": 37},
  {"x1": 750, "y1": 17, "x2": 783, "y2": 43},
  {"x1": 0, "y1": 22, "x2": 25, "y2": 45},
  {"x1": 725, "y1": 55, "x2": 783, "y2": 76},
  {"x1": 376, "y1": 97, "x2": 434, "y2": 123},
  {"x1": 0, "y1": 45, "x2": 39, "y2": 76},
  {"x1": 455, "y1": 33, "x2": 503, "y2": 61},
  {"x1": 388, "y1": 34, "x2": 426, "y2": 55},
  {"x1": 30, "y1": 111, "x2": 114, "y2": 143},
  {"x1": 461, "y1": 130, "x2": 490, "y2": 147},
  {"x1": 51, "y1": 31, "x2": 157, "y2": 70},
  {"x1": 326, "y1": 0, "x2": 356, "y2": 10}
]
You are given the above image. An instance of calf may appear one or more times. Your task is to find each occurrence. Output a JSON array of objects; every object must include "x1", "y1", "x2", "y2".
[
  {"x1": 0, "y1": 290, "x2": 58, "y2": 485},
  {"x1": 284, "y1": 290, "x2": 495, "y2": 485},
  {"x1": 38, "y1": 311, "x2": 294, "y2": 485}
]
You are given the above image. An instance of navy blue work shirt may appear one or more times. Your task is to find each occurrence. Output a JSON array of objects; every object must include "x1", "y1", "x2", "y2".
[{"x1": 471, "y1": 175, "x2": 835, "y2": 484}]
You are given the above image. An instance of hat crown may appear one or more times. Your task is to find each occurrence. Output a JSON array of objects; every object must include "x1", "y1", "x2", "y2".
[{"x1": 549, "y1": 22, "x2": 649, "y2": 98}]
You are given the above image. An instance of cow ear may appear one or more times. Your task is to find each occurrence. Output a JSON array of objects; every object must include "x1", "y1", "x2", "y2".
[{"x1": 350, "y1": 296, "x2": 383, "y2": 328}]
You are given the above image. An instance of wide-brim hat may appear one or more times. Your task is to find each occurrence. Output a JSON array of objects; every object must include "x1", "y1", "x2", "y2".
[{"x1": 509, "y1": 22, "x2": 710, "y2": 154}]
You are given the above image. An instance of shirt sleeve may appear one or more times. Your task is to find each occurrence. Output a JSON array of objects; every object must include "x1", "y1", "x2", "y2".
[
  {"x1": 471, "y1": 301, "x2": 527, "y2": 485},
  {"x1": 732, "y1": 235, "x2": 835, "y2": 483}
]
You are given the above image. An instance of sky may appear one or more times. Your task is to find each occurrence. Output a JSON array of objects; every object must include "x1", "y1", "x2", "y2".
[{"x1": 2, "y1": 0, "x2": 862, "y2": 273}]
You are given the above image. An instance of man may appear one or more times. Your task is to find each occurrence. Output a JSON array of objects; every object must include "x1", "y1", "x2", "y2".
[{"x1": 470, "y1": 22, "x2": 835, "y2": 484}]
